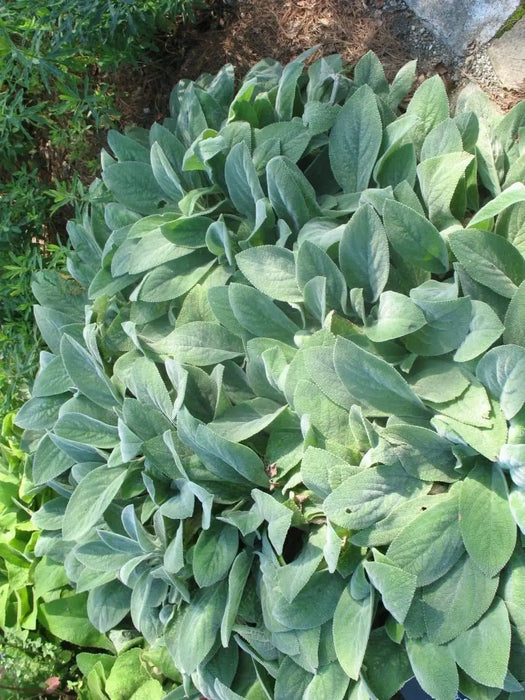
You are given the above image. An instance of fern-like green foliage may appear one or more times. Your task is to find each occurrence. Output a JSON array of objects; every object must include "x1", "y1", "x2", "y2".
[{"x1": 16, "y1": 49, "x2": 525, "y2": 699}]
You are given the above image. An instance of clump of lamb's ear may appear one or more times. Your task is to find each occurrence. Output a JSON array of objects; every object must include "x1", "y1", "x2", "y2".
[{"x1": 18, "y1": 48, "x2": 525, "y2": 699}]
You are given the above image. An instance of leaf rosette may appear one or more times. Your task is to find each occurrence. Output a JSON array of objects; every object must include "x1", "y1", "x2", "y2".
[{"x1": 17, "y1": 50, "x2": 525, "y2": 699}]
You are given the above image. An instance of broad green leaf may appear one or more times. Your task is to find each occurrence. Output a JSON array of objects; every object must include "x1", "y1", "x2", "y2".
[
  {"x1": 294, "y1": 378, "x2": 349, "y2": 445},
  {"x1": 333, "y1": 581, "x2": 374, "y2": 680},
  {"x1": 296, "y1": 240, "x2": 347, "y2": 313},
  {"x1": 31, "y1": 354, "x2": 72, "y2": 398},
  {"x1": 362, "y1": 629, "x2": 413, "y2": 700},
  {"x1": 303, "y1": 662, "x2": 349, "y2": 700},
  {"x1": 428, "y1": 383, "x2": 492, "y2": 429},
  {"x1": 364, "y1": 558, "x2": 417, "y2": 623},
  {"x1": 229, "y1": 283, "x2": 298, "y2": 343},
  {"x1": 54, "y1": 413, "x2": 119, "y2": 449},
  {"x1": 276, "y1": 529, "x2": 325, "y2": 603},
  {"x1": 449, "y1": 229, "x2": 525, "y2": 299},
  {"x1": 405, "y1": 636, "x2": 459, "y2": 700},
  {"x1": 404, "y1": 297, "x2": 472, "y2": 356},
  {"x1": 160, "y1": 215, "x2": 213, "y2": 248},
  {"x1": 301, "y1": 446, "x2": 358, "y2": 499},
  {"x1": 378, "y1": 424, "x2": 458, "y2": 483},
  {"x1": 32, "y1": 434, "x2": 75, "y2": 485},
  {"x1": 432, "y1": 399, "x2": 508, "y2": 462},
  {"x1": 225, "y1": 142, "x2": 264, "y2": 221},
  {"x1": 138, "y1": 250, "x2": 214, "y2": 302},
  {"x1": 15, "y1": 393, "x2": 67, "y2": 430},
  {"x1": 477, "y1": 345, "x2": 525, "y2": 420},
  {"x1": 504, "y1": 280, "x2": 525, "y2": 346},
  {"x1": 252, "y1": 490, "x2": 293, "y2": 555},
  {"x1": 38, "y1": 593, "x2": 112, "y2": 649},
  {"x1": 405, "y1": 75, "x2": 450, "y2": 150},
  {"x1": 149, "y1": 321, "x2": 243, "y2": 365},
  {"x1": 63, "y1": 464, "x2": 127, "y2": 540},
  {"x1": 209, "y1": 398, "x2": 286, "y2": 443},
  {"x1": 329, "y1": 85, "x2": 382, "y2": 193},
  {"x1": 105, "y1": 648, "x2": 154, "y2": 700},
  {"x1": 354, "y1": 50, "x2": 388, "y2": 93},
  {"x1": 333, "y1": 336, "x2": 428, "y2": 417},
  {"x1": 273, "y1": 570, "x2": 345, "y2": 630},
  {"x1": 236, "y1": 246, "x2": 303, "y2": 303},
  {"x1": 387, "y1": 493, "x2": 464, "y2": 586},
  {"x1": 274, "y1": 658, "x2": 313, "y2": 700},
  {"x1": 420, "y1": 118, "x2": 463, "y2": 161},
  {"x1": 408, "y1": 359, "x2": 469, "y2": 403},
  {"x1": 351, "y1": 495, "x2": 449, "y2": 548},
  {"x1": 364, "y1": 291, "x2": 426, "y2": 342},
  {"x1": 221, "y1": 551, "x2": 253, "y2": 647},
  {"x1": 103, "y1": 161, "x2": 166, "y2": 214},
  {"x1": 339, "y1": 204, "x2": 389, "y2": 302},
  {"x1": 175, "y1": 581, "x2": 228, "y2": 674},
  {"x1": 468, "y1": 183, "x2": 525, "y2": 228},
  {"x1": 61, "y1": 335, "x2": 120, "y2": 408},
  {"x1": 417, "y1": 151, "x2": 473, "y2": 228},
  {"x1": 459, "y1": 462, "x2": 516, "y2": 577},
  {"x1": 422, "y1": 554, "x2": 499, "y2": 644},
  {"x1": 193, "y1": 521, "x2": 239, "y2": 588},
  {"x1": 267, "y1": 156, "x2": 322, "y2": 232},
  {"x1": 150, "y1": 141, "x2": 184, "y2": 201},
  {"x1": 87, "y1": 580, "x2": 131, "y2": 633},
  {"x1": 383, "y1": 199, "x2": 448, "y2": 273},
  {"x1": 324, "y1": 463, "x2": 427, "y2": 531},
  {"x1": 509, "y1": 487, "x2": 525, "y2": 534},
  {"x1": 454, "y1": 300, "x2": 504, "y2": 361},
  {"x1": 387, "y1": 59, "x2": 417, "y2": 109},
  {"x1": 450, "y1": 598, "x2": 511, "y2": 689}
]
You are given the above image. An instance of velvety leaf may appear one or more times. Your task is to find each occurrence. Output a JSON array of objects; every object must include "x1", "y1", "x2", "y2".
[
  {"x1": 364, "y1": 291, "x2": 426, "y2": 342},
  {"x1": 405, "y1": 636, "x2": 459, "y2": 700},
  {"x1": 362, "y1": 628, "x2": 413, "y2": 700},
  {"x1": 61, "y1": 335, "x2": 120, "y2": 409},
  {"x1": 383, "y1": 199, "x2": 448, "y2": 273},
  {"x1": 303, "y1": 662, "x2": 349, "y2": 700},
  {"x1": 32, "y1": 434, "x2": 75, "y2": 485},
  {"x1": 273, "y1": 571, "x2": 345, "y2": 630},
  {"x1": 477, "y1": 345, "x2": 525, "y2": 420},
  {"x1": 267, "y1": 156, "x2": 322, "y2": 232},
  {"x1": 454, "y1": 300, "x2": 504, "y2": 362},
  {"x1": 387, "y1": 493, "x2": 464, "y2": 586},
  {"x1": 63, "y1": 464, "x2": 127, "y2": 540},
  {"x1": 175, "y1": 581, "x2": 228, "y2": 674},
  {"x1": 468, "y1": 183, "x2": 525, "y2": 229},
  {"x1": 504, "y1": 280, "x2": 525, "y2": 347},
  {"x1": 296, "y1": 240, "x2": 347, "y2": 313},
  {"x1": 220, "y1": 551, "x2": 253, "y2": 647},
  {"x1": 405, "y1": 75, "x2": 450, "y2": 150},
  {"x1": 193, "y1": 521, "x2": 239, "y2": 588},
  {"x1": 364, "y1": 557, "x2": 417, "y2": 623},
  {"x1": 87, "y1": 580, "x2": 131, "y2": 633},
  {"x1": 333, "y1": 336, "x2": 428, "y2": 417},
  {"x1": 329, "y1": 85, "x2": 382, "y2": 193},
  {"x1": 449, "y1": 229, "x2": 525, "y2": 299},
  {"x1": 225, "y1": 142, "x2": 264, "y2": 221},
  {"x1": 339, "y1": 204, "x2": 389, "y2": 302},
  {"x1": 417, "y1": 151, "x2": 473, "y2": 228},
  {"x1": 324, "y1": 463, "x2": 427, "y2": 531},
  {"x1": 149, "y1": 321, "x2": 244, "y2": 365},
  {"x1": 450, "y1": 598, "x2": 511, "y2": 689},
  {"x1": 459, "y1": 462, "x2": 516, "y2": 577},
  {"x1": 54, "y1": 413, "x2": 119, "y2": 449},
  {"x1": 422, "y1": 554, "x2": 499, "y2": 644},
  {"x1": 236, "y1": 246, "x2": 303, "y2": 303},
  {"x1": 228, "y1": 283, "x2": 298, "y2": 343},
  {"x1": 333, "y1": 581, "x2": 374, "y2": 679}
]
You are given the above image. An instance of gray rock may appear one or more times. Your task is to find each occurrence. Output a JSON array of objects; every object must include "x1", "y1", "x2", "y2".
[
  {"x1": 403, "y1": 0, "x2": 521, "y2": 54},
  {"x1": 488, "y1": 17, "x2": 525, "y2": 89}
]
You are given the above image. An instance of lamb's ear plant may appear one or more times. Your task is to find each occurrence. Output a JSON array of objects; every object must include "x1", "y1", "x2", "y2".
[{"x1": 16, "y1": 48, "x2": 525, "y2": 699}]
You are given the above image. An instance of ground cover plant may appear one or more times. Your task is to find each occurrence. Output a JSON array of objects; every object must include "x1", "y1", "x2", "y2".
[{"x1": 16, "y1": 49, "x2": 525, "y2": 699}]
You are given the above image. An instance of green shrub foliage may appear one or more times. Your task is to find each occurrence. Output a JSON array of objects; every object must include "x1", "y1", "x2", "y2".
[{"x1": 17, "y1": 49, "x2": 525, "y2": 699}]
